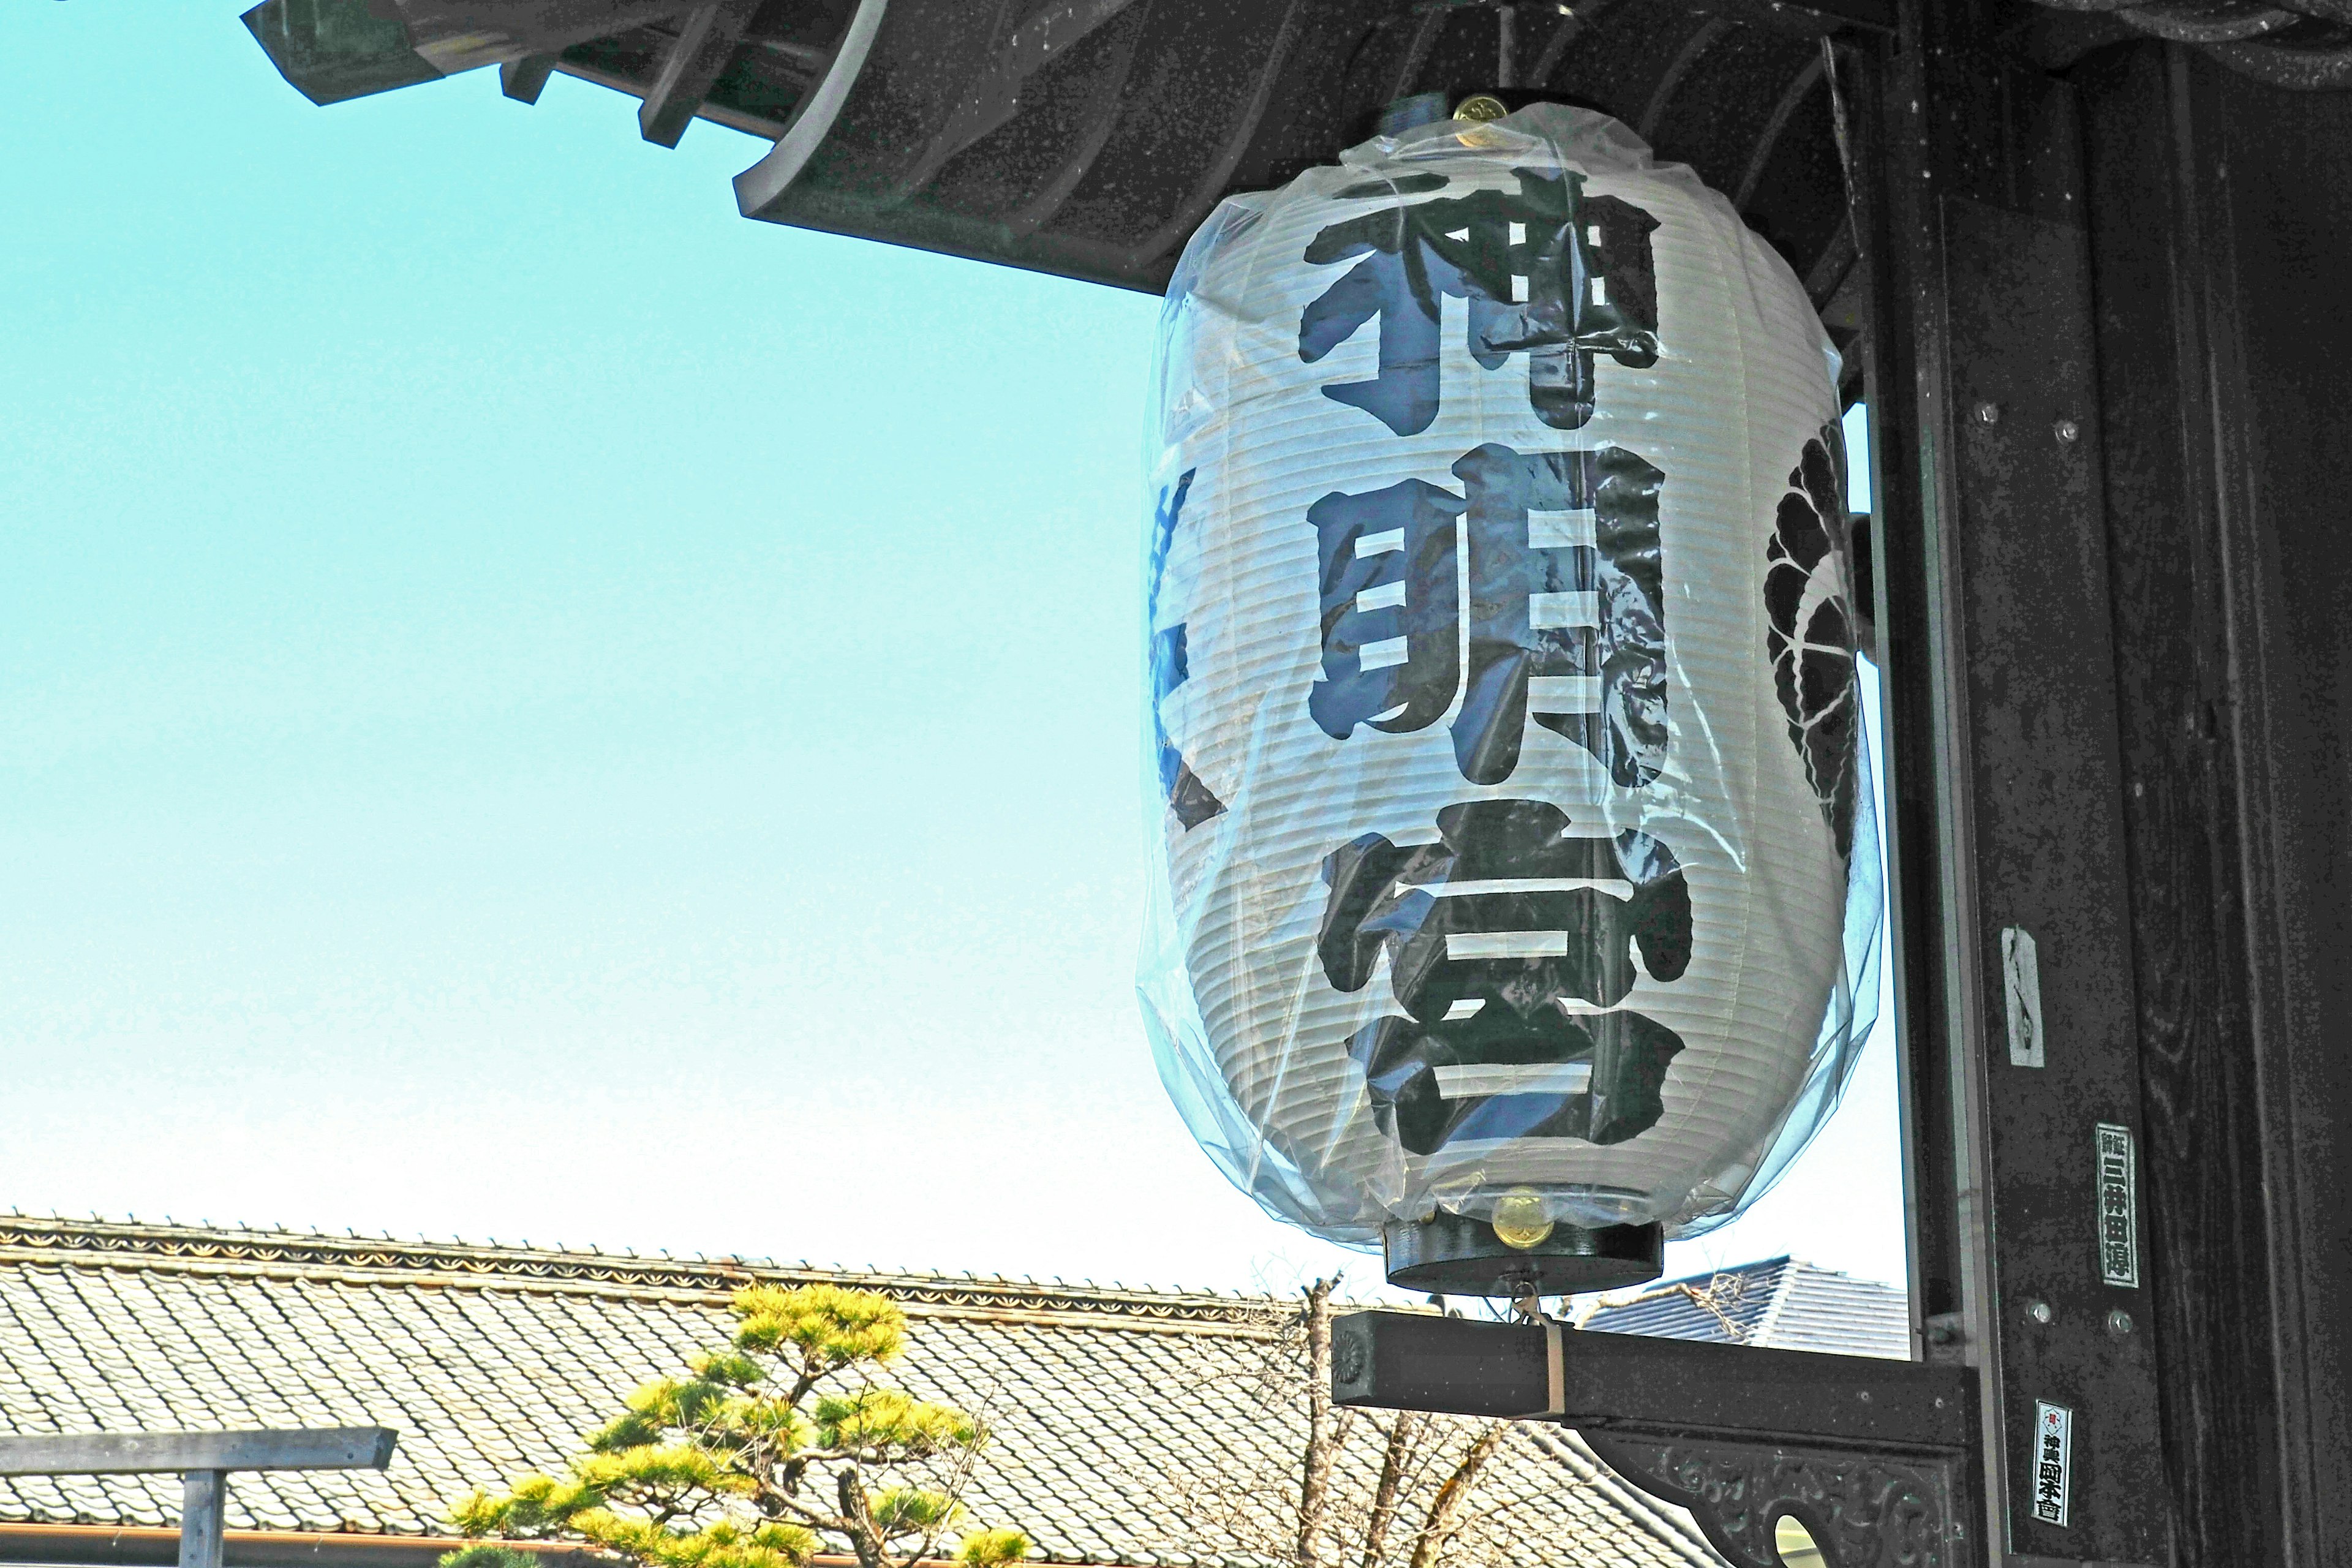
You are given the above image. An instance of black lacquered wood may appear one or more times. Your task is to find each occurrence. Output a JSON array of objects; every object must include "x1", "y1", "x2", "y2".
[{"x1": 1332, "y1": 1310, "x2": 1972, "y2": 1452}]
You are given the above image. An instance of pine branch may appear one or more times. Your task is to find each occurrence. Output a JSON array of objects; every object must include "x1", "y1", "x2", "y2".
[
  {"x1": 1295, "y1": 1277, "x2": 1341, "y2": 1568},
  {"x1": 838, "y1": 1467, "x2": 884, "y2": 1568},
  {"x1": 906, "y1": 1383, "x2": 993, "y2": 1568},
  {"x1": 1405, "y1": 1427, "x2": 1509, "y2": 1568},
  {"x1": 785, "y1": 1359, "x2": 826, "y2": 1412},
  {"x1": 1360, "y1": 1412, "x2": 1425, "y2": 1568},
  {"x1": 760, "y1": 1493, "x2": 853, "y2": 1534}
]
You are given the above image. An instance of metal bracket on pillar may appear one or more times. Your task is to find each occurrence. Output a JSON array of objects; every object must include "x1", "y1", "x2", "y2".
[
  {"x1": 1583, "y1": 1435, "x2": 1964, "y2": 1568},
  {"x1": 1332, "y1": 1311, "x2": 1978, "y2": 1568}
]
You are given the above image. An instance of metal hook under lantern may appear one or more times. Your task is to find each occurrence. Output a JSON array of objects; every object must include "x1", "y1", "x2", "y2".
[{"x1": 1139, "y1": 104, "x2": 1882, "y2": 1296}]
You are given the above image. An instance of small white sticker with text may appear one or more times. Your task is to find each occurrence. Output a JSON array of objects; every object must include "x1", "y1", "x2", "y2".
[
  {"x1": 2031, "y1": 1400, "x2": 2073, "y2": 1528},
  {"x1": 2096, "y1": 1121, "x2": 2140, "y2": 1288},
  {"x1": 2003, "y1": 927, "x2": 2045, "y2": 1068}
]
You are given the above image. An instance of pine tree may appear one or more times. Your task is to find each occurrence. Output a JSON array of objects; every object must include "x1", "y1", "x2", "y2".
[{"x1": 446, "y1": 1284, "x2": 1030, "y2": 1568}]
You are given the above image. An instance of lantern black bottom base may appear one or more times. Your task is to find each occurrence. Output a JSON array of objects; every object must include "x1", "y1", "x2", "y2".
[{"x1": 1381, "y1": 1213, "x2": 1664, "y2": 1297}]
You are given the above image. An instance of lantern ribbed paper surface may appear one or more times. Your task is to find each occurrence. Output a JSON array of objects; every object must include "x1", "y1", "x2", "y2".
[{"x1": 1139, "y1": 105, "x2": 1881, "y2": 1248}]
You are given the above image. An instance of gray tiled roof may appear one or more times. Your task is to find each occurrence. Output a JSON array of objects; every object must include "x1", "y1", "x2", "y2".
[
  {"x1": 0, "y1": 1218, "x2": 1721, "y2": 1568},
  {"x1": 1580, "y1": 1257, "x2": 1909, "y2": 1359}
]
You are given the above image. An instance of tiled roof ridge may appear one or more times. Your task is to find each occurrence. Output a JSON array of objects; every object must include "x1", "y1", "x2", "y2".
[
  {"x1": 1670, "y1": 1254, "x2": 1794, "y2": 1291},
  {"x1": 0, "y1": 1214, "x2": 1285, "y2": 1332},
  {"x1": 1586, "y1": 1255, "x2": 1796, "y2": 1344},
  {"x1": 1746, "y1": 1259, "x2": 1801, "y2": 1349},
  {"x1": 1584, "y1": 1253, "x2": 1789, "y2": 1310},
  {"x1": 1783, "y1": 1257, "x2": 1890, "y2": 1286}
]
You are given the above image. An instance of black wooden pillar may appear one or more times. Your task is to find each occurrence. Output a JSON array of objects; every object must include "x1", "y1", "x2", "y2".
[
  {"x1": 1866, "y1": 3, "x2": 2172, "y2": 1562},
  {"x1": 2069, "y1": 39, "x2": 2352, "y2": 1567},
  {"x1": 1334, "y1": 9, "x2": 2352, "y2": 1567},
  {"x1": 1825, "y1": 13, "x2": 2352, "y2": 1560}
]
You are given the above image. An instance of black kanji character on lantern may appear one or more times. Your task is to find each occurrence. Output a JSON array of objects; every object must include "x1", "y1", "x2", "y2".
[
  {"x1": 1148, "y1": 469, "x2": 1226, "y2": 829},
  {"x1": 1317, "y1": 798, "x2": 1691, "y2": 1155},
  {"x1": 1763, "y1": 426, "x2": 1858, "y2": 857},
  {"x1": 1308, "y1": 442, "x2": 1667, "y2": 788},
  {"x1": 1298, "y1": 168, "x2": 1660, "y2": 437}
]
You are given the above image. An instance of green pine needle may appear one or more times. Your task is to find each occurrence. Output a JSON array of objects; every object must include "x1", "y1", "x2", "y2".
[
  {"x1": 437, "y1": 1547, "x2": 540, "y2": 1568},
  {"x1": 956, "y1": 1529, "x2": 1033, "y2": 1567}
]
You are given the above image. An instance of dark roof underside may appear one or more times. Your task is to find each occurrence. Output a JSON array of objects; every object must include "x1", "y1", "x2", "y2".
[{"x1": 243, "y1": 0, "x2": 1883, "y2": 336}]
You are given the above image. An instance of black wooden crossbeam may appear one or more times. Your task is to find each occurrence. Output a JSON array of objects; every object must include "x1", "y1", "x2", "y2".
[
  {"x1": 1333, "y1": 1313, "x2": 1991, "y2": 1567},
  {"x1": 1332, "y1": 1311, "x2": 1972, "y2": 1453}
]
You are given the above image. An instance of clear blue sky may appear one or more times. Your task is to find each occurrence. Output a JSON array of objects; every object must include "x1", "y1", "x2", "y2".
[{"x1": 1, "y1": 5, "x2": 1905, "y2": 1302}]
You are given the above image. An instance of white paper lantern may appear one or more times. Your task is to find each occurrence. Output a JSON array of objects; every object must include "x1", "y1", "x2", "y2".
[{"x1": 1138, "y1": 104, "x2": 1880, "y2": 1289}]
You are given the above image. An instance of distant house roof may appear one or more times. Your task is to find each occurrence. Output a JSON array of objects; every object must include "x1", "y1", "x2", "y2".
[
  {"x1": 1580, "y1": 1257, "x2": 1910, "y2": 1360},
  {"x1": 0, "y1": 1217, "x2": 1722, "y2": 1568}
]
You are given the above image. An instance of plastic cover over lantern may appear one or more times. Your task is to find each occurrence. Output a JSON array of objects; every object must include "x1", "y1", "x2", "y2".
[{"x1": 1138, "y1": 104, "x2": 1881, "y2": 1292}]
